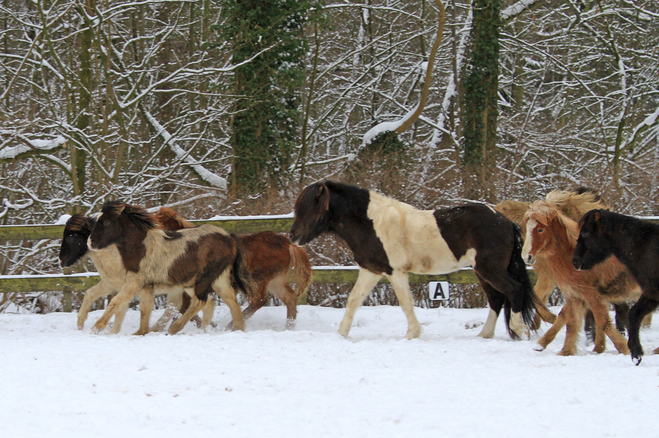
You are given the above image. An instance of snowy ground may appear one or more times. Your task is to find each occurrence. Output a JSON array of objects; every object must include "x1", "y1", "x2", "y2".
[{"x1": 2, "y1": 304, "x2": 659, "y2": 438}]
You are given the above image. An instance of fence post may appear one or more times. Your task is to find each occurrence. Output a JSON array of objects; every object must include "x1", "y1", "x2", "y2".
[{"x1": 62, "y1": 285, "x2": 72, "y2": 312}]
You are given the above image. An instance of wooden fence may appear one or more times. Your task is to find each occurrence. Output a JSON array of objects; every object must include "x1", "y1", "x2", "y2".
[{"x1": 0, "y1": 213, "x2": 592, "y2": 311}]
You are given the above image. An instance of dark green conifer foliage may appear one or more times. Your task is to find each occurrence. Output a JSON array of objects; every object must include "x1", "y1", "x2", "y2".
[
  {"x1": 462, "y1": 0, "x2": 500, "y2": 168},
  {"x1": 218, "y1": 0, "x2": 312, "y2": 194}
]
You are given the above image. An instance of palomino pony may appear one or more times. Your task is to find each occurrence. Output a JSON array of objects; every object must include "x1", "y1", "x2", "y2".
[
  {"x1": 290, "y1": 181, "x2": 537, "y2": 339},
  {"x1": 522, "y1": 201, "x2": 640, "y2": 356},
  {"x1": 59, "y1": 213, "x2": 214, "y2": 334},
  {"x1": 495, "y1": 188, "x2": 610, "y2": 329},
  {"x1": 152, "y1": 207, "x2": 312, "y2": 330},
  {"x1": 87, "y1": 201, "x2": 256, "y2": 335},
  {"x1": 573, "y1": 209, "x2": 659, "y2": 364}
]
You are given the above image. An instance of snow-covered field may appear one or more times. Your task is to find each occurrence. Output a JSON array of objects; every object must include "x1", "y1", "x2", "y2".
[{"x1": 2, "y1": 304, "x2": 659, "y2": 437}]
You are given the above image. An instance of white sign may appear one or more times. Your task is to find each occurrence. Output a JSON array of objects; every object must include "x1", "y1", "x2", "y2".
[{"x1": 428, "y1": 281, "x2": 450, "y2": 301}]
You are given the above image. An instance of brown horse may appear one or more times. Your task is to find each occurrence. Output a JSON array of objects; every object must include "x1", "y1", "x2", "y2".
[
  {"x1": 495, "y1": 188, "x2": 610, "y2": 329},
  {"x1": 522, "y1": 201, "x2": 640, "y2": 355},
  {"x1": 154, "y1": 207, "x2": 312, "y2": 330}
]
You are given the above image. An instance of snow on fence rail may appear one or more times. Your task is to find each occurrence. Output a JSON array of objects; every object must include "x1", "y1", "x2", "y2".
[{"x1": 4, "y1": 214, "x2": 657, "y2": 309}]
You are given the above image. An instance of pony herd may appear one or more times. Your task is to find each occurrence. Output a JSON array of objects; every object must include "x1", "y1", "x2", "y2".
[{"x1": 59, "y1": 181, "x2": 659, "y2": 365}]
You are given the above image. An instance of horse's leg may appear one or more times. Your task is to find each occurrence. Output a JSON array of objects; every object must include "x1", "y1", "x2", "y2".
[
  {"x1": 200, "y1": 298, "x2": 215, "y2": 330},
  {"x1": 150, "y1": 291, "x2": 183, "y2": 332},
  {"x1": 110, "y1": 301, "x2": 130, "y2": 334},
  {"x1": 91, "y1": 280, "x2": 141, "y2": 334},
  {"x1": 387, "y1": 271, "x2": 421, "y2": 339},
  {"x1": 476, "y1": 278, "x2": 505, "y2": 339},
  {"x1": 628, "y1": 294, "x2": 659, "y2": 364},
  {"x1": 228, "y1": 283, "x2": 266, "y2": 330},
  {"x1": 558, "y1": 299, "x2": 584, "y2": 356},
  {"x1": 77, "y1": 281, "x2": 114, "y2": 330},
  {"x1": 338, "y1": 268, "x2": 382, "y2": 338},
  {"x1": 531, "y1": 259, "x2": 558, "y2": 326},
  {"x1": 614, "y1": 302, "x2": 630, "y2": 334},
  {"x1": 168, "y1": 289, "x2": 206, "y2": 335},
  {"x1": 535, "y1": 303, "x2": 569, "y2": 351},
  {"x1": 133, "y1": 286, "x2": 154, "y2": 336},
  {"x1": 269, "y1": 273, "x2": 300, "y2": 329},
  {"x1": 215, "y1": 278, "x2": 245, "y2": 332}
]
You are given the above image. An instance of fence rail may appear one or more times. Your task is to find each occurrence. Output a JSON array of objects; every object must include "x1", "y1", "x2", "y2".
[{"x1": 5, "y1": 213, "x2": 656, "y2": 295}]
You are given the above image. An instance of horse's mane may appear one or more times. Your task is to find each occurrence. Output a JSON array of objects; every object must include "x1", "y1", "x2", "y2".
[
  {"x1": 545, "y1": 188, "x2": 607, "y2": 221},
  {"x1": 494, "y1": 200, "x2": 529, "y2": 227},
  {"x1": 525, "y1": 200, "x2": 579, "y2": 248},
  {"x1": 65, "y1": 213, "x2": 92, "y2": 233},
  {"x1": 295, "y1": 181, "x2": 331, "y2": 220},
  {"x1": 101, "y1": 201, "x2": 156, "y2": 232},
  {"x1": 154, "y1": 207, "x2": 194, "y2": 230}
]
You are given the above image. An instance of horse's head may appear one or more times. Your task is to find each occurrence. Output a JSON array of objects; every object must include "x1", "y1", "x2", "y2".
[
  {"x1": 573, "y1": 209, "x2": 611, "y2": 271},
  {"x1": 89, "y1": 201, "x2": 155, "y2": 250},
  {"x1": 59, "y1": 213, "x2": 95, "y2": 267},
  {"x1": 522, "y1": 201, "x2": 578, "y2": 264},
  {"x1": 290, "y1": 182, "x2": 331, "y2": 246}
]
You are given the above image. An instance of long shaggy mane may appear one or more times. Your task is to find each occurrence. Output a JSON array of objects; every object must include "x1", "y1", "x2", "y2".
[
  {"x1": 545, "y1": 188, "x2": 608, "y2": 221},
  {"x1": 65, "y1": 213, "x2": 92, "y2": 233},
  {"x1": 525, "y1": 201, "x2": 579, "y2": 248},
  {"x1": 101, "y1": 201, "x2": 156, "y2": 232}
]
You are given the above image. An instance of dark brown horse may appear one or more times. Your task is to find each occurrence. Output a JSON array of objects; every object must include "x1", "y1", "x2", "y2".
[
  {"x1": 290, "y1": 181, "x2": 537, "y2": 339},
  {"x1": 573, "y1": 209, "x2": 659, "y2": 364},
  {"x1": 153, "y1": 207, "x2": 312, "y2": 329},
  {"x1": 523, "y1": 201, "x2": 640, "y2": 356}
]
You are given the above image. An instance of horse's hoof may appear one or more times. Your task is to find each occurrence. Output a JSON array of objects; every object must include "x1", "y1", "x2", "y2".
[
  {"x1": 132, "y1": 330, "x2": 147, "y2": 336},
  {"x1": 533, "y1": 344, "x2": 545, "y2": 352},
  {"x1": 90, "y1": 325, "x2": 103, "y2": 335},
  {"x1": 405, "y1": 328, "x2": 421, "y2": 339}
]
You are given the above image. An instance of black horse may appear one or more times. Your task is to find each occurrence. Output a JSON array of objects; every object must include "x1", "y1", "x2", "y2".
[
  {"x1": 573, "y1": 209, "x2": 659, "y2": 365},
  {"x1": 290, "y1": 181, "x2": 537, "y2": 339}
]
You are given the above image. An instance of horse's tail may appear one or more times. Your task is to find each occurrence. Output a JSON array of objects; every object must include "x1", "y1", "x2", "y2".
[
  {"x1": 230, "y1": 234, "x2": 257, "y2": 301},
  {"x1": 504, "y1": 224, "x2": 537, "y2": 339},
  {"x1": 287, "y1": 243, "x2": 312, "y2": 301}
]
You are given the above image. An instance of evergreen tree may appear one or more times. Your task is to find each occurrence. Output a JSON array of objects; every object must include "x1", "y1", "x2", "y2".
[
  {"x1": 218, "y1": 0, "x2": 312, "y2": 195},
  {"x1": 462, "y1": 0, "x2": 500, "y2": 171}
]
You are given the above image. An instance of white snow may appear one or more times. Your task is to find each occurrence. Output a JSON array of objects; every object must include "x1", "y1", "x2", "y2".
[{"x1": 1, "y1": 305, "x2": 658, "y2": 437}]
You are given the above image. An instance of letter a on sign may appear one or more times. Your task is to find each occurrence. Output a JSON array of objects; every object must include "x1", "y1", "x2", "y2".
[{"x1": 428, "y1": 281, "x2": 450, "y2": 301}]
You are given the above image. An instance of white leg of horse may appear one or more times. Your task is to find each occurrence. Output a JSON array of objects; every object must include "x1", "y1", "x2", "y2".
[
  {"x1": 509, "y1": 312, "x2": 529, "y2": 339},
  {"x1": 200, "y1": 297, "x2": 215, "y2": 329},
  {"x1": 77, "y1": 281, "x2": 114, "y2": 330},
  {"x1": 387, "y1": 271, "x2": 421, "y2": 339},
  {"x1": 338, "y1": 268, "x2": 382, "y2": 338},
  {"x1": 91, "y1": 280, "x2": 141, "y2": 334},
  {"x1": 133, "y1": 287, "x2": 155, "y2": 336},
  {"x1": 109, "y1": 301, "x2": 130, "y2": 334},
  {"x1": 478, "y1": 309, "x2": 498, "y2": 338}
]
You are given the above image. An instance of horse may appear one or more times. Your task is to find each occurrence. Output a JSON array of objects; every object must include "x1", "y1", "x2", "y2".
[
  {"x1": 495, "y1": 188, "x2": 611, "y2": 330},
  {"x1": 290, "y1": 180, "x2": 537, "y2": 339},
  {"x1": 59, "y1": 212, "x2": 214, "y2": 334},
  {"x1": 151, "y1": 207, "x2": 312, "y2": 330},
  {"x1": 573, "y1": 209, "x2": 659, "y2": 364},
  {"x1": 87, "y1": 201, "x2": 256, "y2": 335},
  {"x1": 522, "y1": 201, "x2": 640, "y2": 356}
]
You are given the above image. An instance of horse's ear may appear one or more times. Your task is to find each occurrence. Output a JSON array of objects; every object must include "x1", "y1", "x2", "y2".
[
  {"x1": 593, "y1": 210, "x2": 602, "y2": 222},
  {"x1": 315, "y1": 183, "x2": 330, "y2": 213}
]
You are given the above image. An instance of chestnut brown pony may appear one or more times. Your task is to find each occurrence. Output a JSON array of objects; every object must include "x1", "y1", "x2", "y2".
[
  {"x1": 495, "y1": 188, "x2": 610, "y2": 329},
  {"x1": 522, "y1": 201, "x2": 640, "y2": 356},
  {"x1": 154, "y1": 207, "x2": 312, "y2": 330}
]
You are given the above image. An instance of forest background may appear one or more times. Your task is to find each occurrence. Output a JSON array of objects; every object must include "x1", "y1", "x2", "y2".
[{"x1": 1, "y1": 0, "x2": 658, "y2": 313}]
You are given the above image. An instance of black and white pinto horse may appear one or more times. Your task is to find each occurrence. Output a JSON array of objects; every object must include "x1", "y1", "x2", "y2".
[
  {"x1": 290, "y1": 181, "x2": 537, "y2": 339},
  {"x1": 87, "y1": 201, "x2": 255, "y2": 335},
  {"x1": 573, "y1": 209, "x2": 659, "y2": 365}
]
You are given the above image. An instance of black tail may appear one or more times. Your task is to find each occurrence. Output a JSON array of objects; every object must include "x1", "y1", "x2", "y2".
[
  {"x1": 505, "y1": 224, "x2": 537, "y2": 339},
  {"x1": 230, "y1": 234, "x2": 256, "y2": 300}
]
